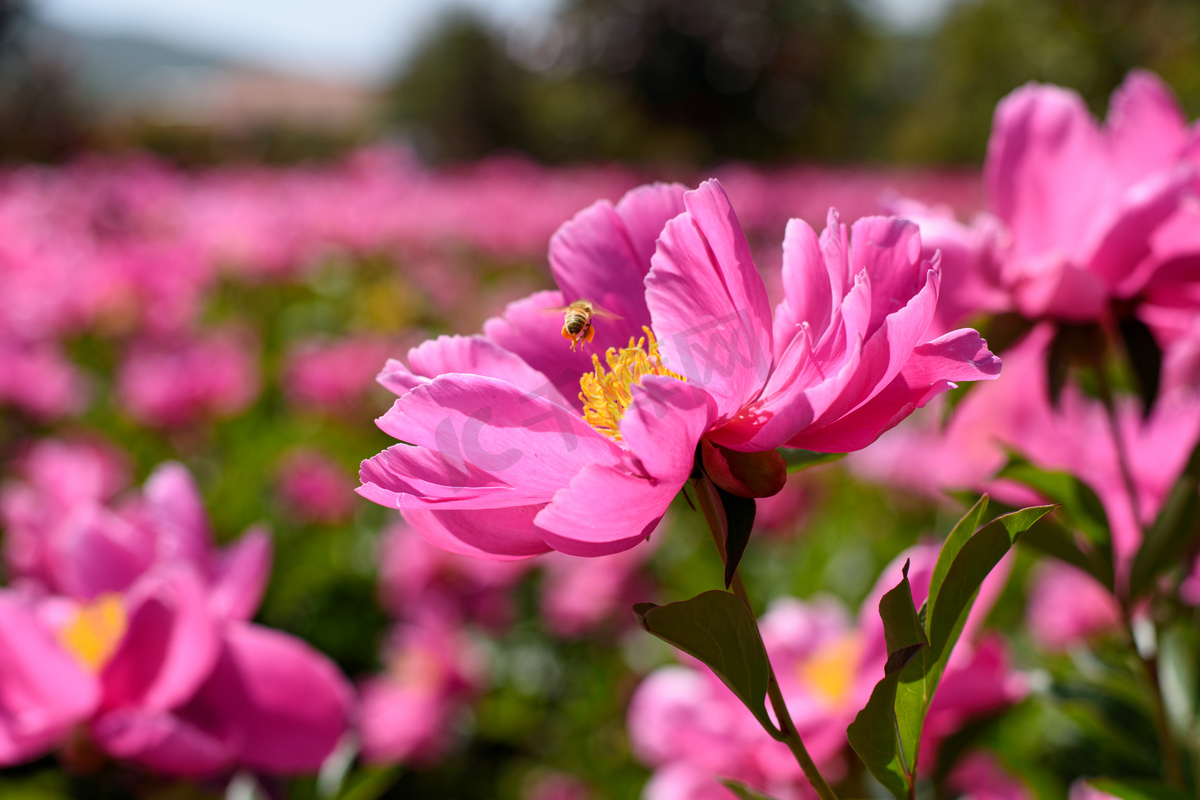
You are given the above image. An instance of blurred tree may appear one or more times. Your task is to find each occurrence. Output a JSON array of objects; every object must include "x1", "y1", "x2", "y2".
[
  {"x1": 0, "y1": 0, "x2": 92, "y2": 162},
  {"x1": 887, "y1": 0, "x2": 1200, "y2": 163}
]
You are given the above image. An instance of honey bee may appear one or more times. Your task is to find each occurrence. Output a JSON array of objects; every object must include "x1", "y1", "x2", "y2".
[{"x1": 549, "y1": 300, "x2": 622, "y2": 351}]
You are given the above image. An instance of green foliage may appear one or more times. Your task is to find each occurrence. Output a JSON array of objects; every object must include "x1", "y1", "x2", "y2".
[
  {"x1": 779, "y1": 448, "x2": 846, "y2": 473},
  {"x1": 1129, "y1": 439, "x2": 1200, "y2": 601},
  {"x1": 848, "y1": 501, "x2": 1054, "y2": 798},
  {"x1": 634, "y1": 591, "x2": 777, "y2": 736}
]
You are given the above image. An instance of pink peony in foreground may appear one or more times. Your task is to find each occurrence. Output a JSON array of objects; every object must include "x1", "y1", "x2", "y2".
[
  {"x1": 359, "y1": 180, "x2": 1000, "y2": 559},
  {"x1": 0, "y1": 448, "x2": 353, "y2": 776}
]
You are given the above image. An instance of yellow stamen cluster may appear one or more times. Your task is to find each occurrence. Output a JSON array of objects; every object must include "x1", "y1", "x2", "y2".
[
  {"x1": 580, "y1": 327, "x2": 685, "y2": 441},
  {"x1": 58, "y1": 594, "x2": 128, "y2": 672}
]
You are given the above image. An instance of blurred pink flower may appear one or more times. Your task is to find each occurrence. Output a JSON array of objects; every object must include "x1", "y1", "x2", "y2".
[
  {"x1": 359, "y1": 615, "x2": 486, "y2": 766},
  {"x1": 276, "y1": 449, "x2": 357, "y2": 524},
  {"x1": 0, "y1": 341, "x2": 86, "y2": 419},
  {"x1": 946, "y1": 752, "x2": 1032, "y2": 800},
  {"x1": 1026, "y1": 561, "x2": 1123, "y2": 650},
  {"x1": 905, "y1": 70, "x2": 1200, "y2": 325},
  {"x1": 285, "y1": 336, "x2": 396, "y2": 416},
  {"x1": 753, "y1": 473, "x2": 812, "y2": 536},
  {"x1": 0, "y1": 459, "x2": 353, "y2": 777},
  {"x1": 117, "y1": 329, "x2": 260, "y2": 428},
  {"x1": 852, "y1": 323, "x2": 1200, "y2": 571},
  {"x1": 540, "y1": 543, "x2": 653, "y2": 637},
  {"x1": 523, "y1": 772, "x2": 593, "y2": 800},
  {"x1": 360, "y1": 180, "x2": 999, "y2": 560},
  {"x1": 378, "y1": 521, "x2": 527, "y2": 631}
]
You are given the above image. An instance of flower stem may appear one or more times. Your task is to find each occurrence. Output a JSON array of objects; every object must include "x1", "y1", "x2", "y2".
[{"x1": 693, "y1": 475, "x2": 840, "y2": 800}]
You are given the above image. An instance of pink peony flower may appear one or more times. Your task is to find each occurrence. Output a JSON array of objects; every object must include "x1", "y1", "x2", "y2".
[
  {"x1": 285, "y1": 336, "x2": 397, "y2": 416},
  {"x1": 117, "y1": 329, "x2": 260, "y2": 428},
  {"x1": 359, "y1": 180, "x2": 999, "y2": 560},
  {"x1": 276, "y1": 449, "x2": 358, "y2": 524},
  {"x1": 1026, "y1": 561, "x2": 1123, "y2": 650},
  {"x1": 905, "y1": 70, "x2": 1199, "y2": 326},
  {"x1": 0, "y1": 340, "x2": 86, "y2": 419},
  {"x1": 0, "y1": 459, "x2": 353, "y2": 777},
  {"x1": 358, "y1": 615, "x2": 486, "y2": 766}
]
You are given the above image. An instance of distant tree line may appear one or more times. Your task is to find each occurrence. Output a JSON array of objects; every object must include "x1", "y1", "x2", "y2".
[{"x1": 385, "y1": 0, "x2": 1200, "y2": 165}]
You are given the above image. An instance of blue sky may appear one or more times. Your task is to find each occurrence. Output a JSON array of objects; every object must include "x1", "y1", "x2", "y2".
[{"x1": 35, "y1": 0, "x2": 951, "y2": 83}]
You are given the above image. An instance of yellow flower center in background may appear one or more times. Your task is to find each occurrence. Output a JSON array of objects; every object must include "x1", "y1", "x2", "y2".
[
  {"x1": 579, "y1": 327, "x2": 685, "y2": 441},
  {"x1": 798, "y1": 635, "x2": 862, "y2": 710},
  {"x1": 58, "y1": 594, "x2": 128, "y2": 672}
]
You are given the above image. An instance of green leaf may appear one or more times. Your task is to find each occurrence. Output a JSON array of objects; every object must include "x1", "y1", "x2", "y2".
[
  {"x1": 779, "y1": 448, "x2": 845, "y2": 473},
  {"x1": 721, "y1": 779, "x2": 779, "y2": 799},
  {"x1": 849, "y1": 505, "x2": 1055, "y2": 798},
  {"x1": 715, "y1": 483, "x2": 756, "y2": 589},
  {"x1": 1087, "y1": 778, "x2": 1192, "y2": 800},
  {"x1": 1129, "y1": 439, "x2": 1200, "y2": 600},
  {"x1": 980, "y1": 311, "x2": 1035, "y2": 354},
  {"x1": 633, "y1": 591, "x2": 775, "y2": 735},
  {"x1": 1118, "y1": 315, "x2": 1163, "y2": 419},
  {"x1": 997, "y1": 455, "x2": 1111, "y2": 551},
  {"x1": 847, "y1": 561, "x2": 926, "y2": 798},
  {"x1": 1158, "y1": 621, "x2": 1199, "y2": 737},
  {"x1": 927, "y1": 495, "x2": 988, "y2": 619}
]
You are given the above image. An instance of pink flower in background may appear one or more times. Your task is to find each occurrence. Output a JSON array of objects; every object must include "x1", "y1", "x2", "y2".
[
  {"x1": 0, "y1": 457, "x2": 353, "y2": 777},
  {"x1": 523, "y1": 772, "x2": 592, "y2": 800},
  {"x1": 904, "y1": 70, "x2": 1199, "y2": 325},
  {"x1": 276, "y1": 449, "x2": 357, "y2": 524},
  {"x1": 360, "y1": 179, "x2": 999, "y2": 560},
  {"x1": 0, "y1": 341, "x2": 86, "y2": 419},
  {"x1": 359, "y1": 615, "x2": 486, "y2": 766},
  {"x1": 379, "y1": 521, "x2": 527, "y2": 631},
  {"x1": 117, "y1": 329, "x2": 260, "y2": 428},
  {"x1": 852, "y1": 322, "x2": 1200, "y2": 570},
  {"x1": 285, "y1": 336, "x2": 397, "y2": 416},
  {"x1": 1026, "y1": 562, "x2": 1123, "y2": 650},
  {"x1": 628, "y1": 542, "x2": 1023, "y2": 798},
  {"x1": 946, "y1": 752, "x2": 1032, "y2": 800},
  {"x1": 540, "y1": 543, "x2": 653, "y2": 637}
]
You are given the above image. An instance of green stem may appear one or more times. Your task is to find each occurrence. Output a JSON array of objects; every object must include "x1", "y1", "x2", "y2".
[
  {"x1": 693, "y1": 476, "x2": 840, "y2": 800},
  {"x1": 1122, "y1": 606, "x2": 1185, "y2": 788}
]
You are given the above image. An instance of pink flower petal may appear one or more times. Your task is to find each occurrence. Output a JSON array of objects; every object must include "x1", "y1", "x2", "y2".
[
  {"x1": 402, "y1": 505, "x2": 552, "y2": 560},
  {"x1": 143, "y1": 462, "x2": 214, "y2": 571},
  {"x1": 100, "y1": 567, "x2": 220, "y2": 712},
  {"x1": 90, "y1": 706, "x2": 236, "y2": 777},
  {"x1": 208, "y1": 526, "x2": 272, "y2": 621},
  {"x1": 549, "y1": 182, "x2": 687, "y2": 344},
  {"x1": 188, "y1": 622, "x2": 353, "y2": 774},
  {"x1": 1105, "y1": 70, "x2": 1190, "y2": 187},
  {"x1": 406, "y1": 335, "x2": 569, "y2": 407},
  {"x1": 364, "y1": 374, "x2": 620, "y2": 510},
  {"x1": 0, "y1": 592, "x2": 99, "y2": 765},
  {"x1": 534, "y1": 377, "x2": 715, "y2": 556},
  {"x1": 647, "y1": 180, "x2": 773, "y2": 423}
]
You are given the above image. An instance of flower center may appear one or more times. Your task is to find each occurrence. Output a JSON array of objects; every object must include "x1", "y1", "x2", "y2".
[
  {"x1": 579, "y1": 327, "x2": 685, "y2": 441},
  {"x1": 58, "y1": 594, "x2": 128, "y2": 672},
  {"x1": 797, "y1": 634, "x2": 862, "y2": 710}
]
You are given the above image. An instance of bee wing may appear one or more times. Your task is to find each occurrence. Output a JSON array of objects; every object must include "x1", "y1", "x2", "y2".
[
  {"x1": 538, "y1": 305, "x2": 572, "y2": 314},
  {"x1": 589, "y1": 304, "x2": 624, "y2": 320}
]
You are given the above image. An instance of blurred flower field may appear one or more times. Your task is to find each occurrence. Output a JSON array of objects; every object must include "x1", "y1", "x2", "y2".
[{"x1": 2, "y1": 69, "x2": 1200, "y2": 800}]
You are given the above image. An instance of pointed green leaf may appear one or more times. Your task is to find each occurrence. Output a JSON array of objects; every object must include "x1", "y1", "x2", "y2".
[
  {"x1": 847, "y1": 562, "x2": 926, "y2": 798},
  {"x1": 927, "y1": 495, "x2": 989, "y2": 624},
  {"x1": 714, "y1": 484, "x2": 756, "y2": 589},
  {"x1": 633, "y1": 591, "x2": 775, "y2": 735},
  {"x1": 1129, "y1": 439, "x2": 1200, "y2": 600},
  {"x1": 779, "y1": 448, "x2": 845, "y2": 473},
  {"x1": 1087, "y1": 779, "x2": 1191, "y2": 800},
  {"x1": 851, "y1": 505, "x2": 1054, "y2": 794}
]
